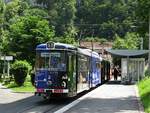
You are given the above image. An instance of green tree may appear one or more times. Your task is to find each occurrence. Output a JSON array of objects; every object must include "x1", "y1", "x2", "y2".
[
  {"x1": 4, "y1": 0, "x2": 29, "y2": 23},
  {"x1": 113, "y1": 32, "x2": 140, "y2": 49},
  {"x1": 112, "y1": 32, "x2": 140, "y2": 65},
  {"x1": 0, "y1": 0, "x2": 9, "y2": 54},
  {"x1": 53, "y1": 36, "x2": 76, "y2": 44},
  {"x1": 76, "y1": 0, "x2": 137, "y2": 40},
  {"x1": 136, "y1": 0, "x2": 150, "y2": 35},
  {"x1": 0, "y1": 0, "x2": 5, "y2": 26},
  {"x1": 9, "y1": 14, "x2": 55, "y2": 64},
  {"x1": 23, "y1": 8, "x2": 49, "y2": 18},
  {"x1": 35, "y1": 0, "x2": 77, "y2": 37},
  {"x1": 136, "y1": 0, "x2": 150, "y2": 50},
  {"x1": 112, "y1": 34, "x2": 125, "y2": 49},
  {"x1": 1, "y1": 30, "x2": 9, "y2": 53},
  {"x1": 0, "y1": 0, "x2": 5, "y2": 48},
  {"x1": 0, "y1": 0, "x2": 30, "y2": 55}
]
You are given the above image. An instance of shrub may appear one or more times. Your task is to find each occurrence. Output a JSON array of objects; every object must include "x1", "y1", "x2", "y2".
[
  {"x1": 144, "y1": 69, "x2": 150, "y2": 77},
  {"x1": 11, "y1": 60, "x2": 32, "y2": 86}
]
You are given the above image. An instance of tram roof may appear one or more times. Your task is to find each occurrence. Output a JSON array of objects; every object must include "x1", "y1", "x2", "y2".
[
  {"x1": 36, "y1": 42, "x2": 76, "y2": 50},
  {"x1": 78, "y1": 48, "x2": 102, "y2": 60},
  {"x1": 36, "y1": 42, "x2": 102, "y2": 60}
]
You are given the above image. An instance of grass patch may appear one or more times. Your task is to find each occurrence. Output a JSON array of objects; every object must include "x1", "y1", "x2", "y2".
[
  {"x1": 138, "y1": 77, "x2": 150, "y2": 113},
  {"x1": 5, "y1": 75, "x2": 35, "y2": 93}
]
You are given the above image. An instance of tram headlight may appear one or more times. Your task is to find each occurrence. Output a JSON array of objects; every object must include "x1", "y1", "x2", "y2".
[
  {"x1": 47, "y1": 80, "x2": 52, "y2": 85},
  {"x1": 62, "y1": 81, "x2": 66, "y2": 88}
]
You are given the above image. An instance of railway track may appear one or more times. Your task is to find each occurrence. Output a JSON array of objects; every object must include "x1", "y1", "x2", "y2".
[
  {"x1": 17, "y1": 98, "x2": 74, "y2": 113},
  {"x1": 23, "y1": 86, "x2": 99, "y2": 113},
  {"x1": 0, "y1": 85, "x2": 96, "y2": 113}
]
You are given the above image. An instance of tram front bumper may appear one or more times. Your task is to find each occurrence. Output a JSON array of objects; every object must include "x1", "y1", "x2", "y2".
[{"x1": 35, "y1": 88, "x2": 69, "y2": 95}]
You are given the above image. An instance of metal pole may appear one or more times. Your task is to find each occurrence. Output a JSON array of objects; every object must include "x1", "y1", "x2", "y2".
[
  {"x1": 137, "y1": 61, "x2": 139, "y2": 83},
  {"x1": 148, "y1": 10, "x2": 150, "y2": 72},
  {"x1": 91, "y1": 40, "x2": 93, "y2": 51},
  {"x1": 140, "y1": 38, "x2": 143, "y2": 50},
  {"x1": 90, "y1": 29, "x2": 94, "y2": 87},
  {"x1": 7, "y1": 61, "x2": 10, "y2": 77},
  {"x1": 3, "y1": 55, "x2": 5, "y2": 74},
  {"x1": 91, "y1": 29, "x2": 94, "y2": 51},
  {"x1": 79, "y1": 30, "x2": 82, "y2": 46},
  {"x1": 127, "y1": 56, "x2": 129, "y2": 83}
]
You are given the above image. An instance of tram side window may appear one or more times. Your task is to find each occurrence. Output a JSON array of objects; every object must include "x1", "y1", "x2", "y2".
[
  {"x1": 78, "y1": 55, "x2": 89, "y2": 83},
  {"x1": 78, "y1": 55, "x2": 88, "y2": 71},
  {"x1": 96, "y1": 62, "x2": 101, "y2": 69}
]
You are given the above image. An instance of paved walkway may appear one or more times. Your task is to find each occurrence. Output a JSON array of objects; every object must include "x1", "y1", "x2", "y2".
[
  {"x1": 0, "y1": 83, "x2": 33, "y2": 104},
  {"x1": 55, "y1": 81, "x2": 145, "y2": 113}
]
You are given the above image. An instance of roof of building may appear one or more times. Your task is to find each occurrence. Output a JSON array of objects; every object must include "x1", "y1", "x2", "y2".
[
  {"x1": 106, "y1": 49, "x2": 149, "y2": 57},
  {"x1": 80, "y1": 41, "x2": 112, "y2": 50}
]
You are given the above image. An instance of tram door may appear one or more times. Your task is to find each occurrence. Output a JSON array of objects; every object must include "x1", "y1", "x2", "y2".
[{"x1": 67, "y1": 52, "x2": 77, "y2": 96}]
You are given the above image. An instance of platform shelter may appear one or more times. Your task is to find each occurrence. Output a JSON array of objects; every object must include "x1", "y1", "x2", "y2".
[{"x1": 106, "y1": 50, "x2": 149, "y2": 84}]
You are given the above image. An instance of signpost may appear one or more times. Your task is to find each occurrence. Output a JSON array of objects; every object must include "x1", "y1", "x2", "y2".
[
  {"x1": 1, "y1": 56, "x2": 13, "y2": 77},
  {"x1": 1, "y1": 56, "x2": 13, "y2": 61}
]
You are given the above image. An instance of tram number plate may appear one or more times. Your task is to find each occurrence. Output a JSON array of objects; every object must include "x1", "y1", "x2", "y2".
[{"x1": 53, "y1": 89, "x2": 63, "y2": 93}]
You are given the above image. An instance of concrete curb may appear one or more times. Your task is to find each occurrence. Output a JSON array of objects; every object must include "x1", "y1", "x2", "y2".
[
  {"x1": 0, "y1": 83, "x2": 35, "y2": 94},
  {"x1": 0, "y1": 83, "x2": 34, "y2": 94},
  {"x1": 0, "y1": 83, "x2": 13, "y2": 93},
  {"x1": 13, "y1": 91, "x2": 34, "y2": 94},
  {"x1": 134, "y1": 85, "x2": 145, "y2": 113}
]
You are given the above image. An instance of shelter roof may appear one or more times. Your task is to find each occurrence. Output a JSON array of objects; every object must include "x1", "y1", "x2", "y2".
[{"x1": 106, "y1": 49, "x2": 149, "y2": 57}]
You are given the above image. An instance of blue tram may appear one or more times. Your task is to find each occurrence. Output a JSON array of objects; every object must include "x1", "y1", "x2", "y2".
[{"x1": 35, "y1": 42, "x2": 109, "y2": 98}]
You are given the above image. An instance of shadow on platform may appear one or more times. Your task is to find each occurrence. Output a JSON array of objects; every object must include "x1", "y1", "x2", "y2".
[{"x1": 106, "y1": 80, "x2": 121, "y2": 84}]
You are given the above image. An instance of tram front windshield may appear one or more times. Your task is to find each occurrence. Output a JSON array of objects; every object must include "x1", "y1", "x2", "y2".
[{"x1": 36, "y1": 51, "x2": 66, "y2": 71}]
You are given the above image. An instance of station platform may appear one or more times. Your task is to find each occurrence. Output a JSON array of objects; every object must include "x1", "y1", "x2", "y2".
[{"x1": 55, "y1": 80, "x2": 145, "y2": 113}]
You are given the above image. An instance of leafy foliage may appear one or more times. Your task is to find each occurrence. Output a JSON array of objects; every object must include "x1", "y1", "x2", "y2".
[
  {"x1": 144, "y1": 69, "x2": 150, "y2": 77},
  {"x1": 113, "y1": 32, "x2": 140, "y2": 49},
  {"x1": 35, "y1": 0, "x2": 77, "y2": 37},
  {"x1": 11, "y1": 60, "x2": 32, "y2": 86},
  {"x1": 135, "y1": 0, "x2": 150, "y2": 52},
  {"x1": 76, "y1": 0, "x2": 137, "y2": 40},
  {"x1": 53, "y1": 36, "x2": 76, "y2": 44},
  {"x1": 138, "y1": 77, "x2": 150, "y2": 113},
  {"x1": 4, "y1": 0, "x2": 29, "y2": 22},
  {"x1": 136, "y1": 0, "x2": 150, "y2": 21},
  {"x1": 0, "y1": 0, "x2": 5, "y2": 24},
  {"x1": 0, "y1": 0, "x2": 149, "y2": 66},
  {"x1": 9, "y1": 14, "x2": 55, "y2": 64}
]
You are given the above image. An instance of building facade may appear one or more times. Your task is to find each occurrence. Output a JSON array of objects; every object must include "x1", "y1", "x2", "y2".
[{"x1": 80, "y1": 41, "x2": 112, "y2": 61}]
